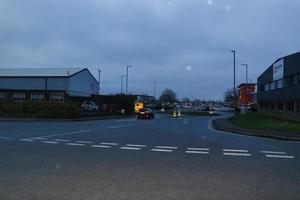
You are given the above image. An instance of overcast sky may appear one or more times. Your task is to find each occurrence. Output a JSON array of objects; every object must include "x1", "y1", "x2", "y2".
[{"x1": 1, "y1": 0, "x2": 299, "y2": 100}]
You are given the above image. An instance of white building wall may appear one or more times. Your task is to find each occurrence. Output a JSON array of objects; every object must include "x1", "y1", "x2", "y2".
[
  {"x1": 0, "y1": 77, "x2": 46, "y2": 90},
  {"x1": 67, "y1": 69, "x2": 99, "y2": 97}
]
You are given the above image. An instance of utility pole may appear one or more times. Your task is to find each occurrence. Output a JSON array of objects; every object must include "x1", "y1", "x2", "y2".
[
  {"x1": 154, "y1": 81, "x2": 157, "y2": 99},
  {"x1": 126, "y1": 66, "x2": 132, "y2": 95},
  {"x1": 231, "y1": 50, "x2": 237, "y2": 112},
  {"x1": 98, "y1": 69, "x2": 101, "y2": 94},
  {"x1": 121, "y1": 75, "x2": 126, "y2": 93},
  {"x1": 241, "y1": 64, "x2": 248, "y2": 84}
]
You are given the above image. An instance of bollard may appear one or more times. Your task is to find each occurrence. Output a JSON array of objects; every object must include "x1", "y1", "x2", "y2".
[{"x1": 173, "y1": 111, "x2": 177, "y2": 118}]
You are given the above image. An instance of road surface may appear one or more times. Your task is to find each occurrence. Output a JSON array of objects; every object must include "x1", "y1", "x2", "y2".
[{"x1": 0, "y1": 113, "x2": 299, "y2": 200}]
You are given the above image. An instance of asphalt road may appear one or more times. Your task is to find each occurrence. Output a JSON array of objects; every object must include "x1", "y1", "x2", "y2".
[{"x1": 0, "y1": 113, "x2": 299, "y2": 200}]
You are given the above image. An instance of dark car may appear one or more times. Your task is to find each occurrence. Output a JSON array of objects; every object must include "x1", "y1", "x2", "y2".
[{"x1": 137, "y1": 108, "x2": 155, "y2": 119}]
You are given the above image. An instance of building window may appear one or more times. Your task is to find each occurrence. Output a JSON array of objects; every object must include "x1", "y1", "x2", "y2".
[
  {"x1": 270, "y1": 102, "x2": 276, "y2": 110},
  {"x1": 270, "y1": 82, "x2": 275, "y2": 90},
  {"x1": 277, "y1": 79, "x2": 283, "y2": 88},
  {"x1": 264, "y1": 83, "x2": 270, "y2": 91},
  {"x1": 0, "y1": 92, "x2": 7, "y2": 99},
  {"x1": 13, "y1": 92, "x2": 26, "y2": 101},
  {"x1": 286, "y1": 101, "x2": 294, "y2": 112},
  {"x1": 277, "y1": 102, "x2": 283, "y2": 111},
  {"x1": 31, "y1": 93, "x2": 44, "y2": 102},
  {"x1": 50, "y1": 95, "x2": 64, "y2": 103},
  {"x1": 296, "y1": 100, "x2": 300, "y2": 113}
]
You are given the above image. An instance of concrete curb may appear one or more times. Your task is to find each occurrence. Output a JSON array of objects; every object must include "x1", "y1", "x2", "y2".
[{"x1": 210, "y1": 117, "x2": 300, "y2": 142}]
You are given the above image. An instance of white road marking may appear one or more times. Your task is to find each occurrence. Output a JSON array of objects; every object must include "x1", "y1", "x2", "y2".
[
  {"x1": 126, "y1": 144, "x2": 146, "y2": 148},
  {"x1": 75, "y1": 141, "x2": 93, "y2": 144},
  {"x1": 0, "y1": 136, "x2": 14, "y2": 140},
  {"x1": 185, "y1": 151, "x2": 209, "y2": 154},
  {"x1": 223, "y1": 152, "x2": 252, "y2": 157},
  {"x1": 32, "y1": 137, "x2": 47, "y2": 140},
  {"x1": 26, "y1": 130, "x2": 91, "y2": 139},
  {"x1": 265, "y1": 154, "x2": 295, "y2": 159},
  {"x1": 115, "y1": 119, "x2": 136, "y2": 122},
  {"x1": 100, "y1": 142, "x2": 118, "y2": 146},
  {"x1": 109, "y1": 124, "x2": 134, "y2": 129},
  {"x1": 151, "y1": 148, "x2": 173, "y2": 152},
  {"x1": 261, "y1": 151, "x2": 286, "y2": 155},
  {"x1": 54, "y1": 139, "x2": 70, "y2": 142},
  {"x1": 41, "y1": 141, "x2": 59, "y2": 144},
  {"x1": 120, "y1": 146, "x2": 141, "y2": 150},
  {"x1": 65, "y1": 143, "x2": 85, "y2": 146},
  {"x1": 91, "y1": 145, "x2": 111, "y2": 148},
  {"x1": 223, "y1": 149, "x2": 249, "y2": 153},
  {"x1": 155, "y1": 146, "x2": 178, "y2": 149},
  {"x1": 187, "y1": 147, "x2": 210, "y2": 151},
  {"x1": 19, "y1": 139, "x2": 35, "y2": 142}
]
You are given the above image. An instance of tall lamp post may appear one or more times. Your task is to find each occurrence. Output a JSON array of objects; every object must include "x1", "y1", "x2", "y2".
[
  {"x1": 126, "y1": 66, "x2": 133, "y2": 95},
  {"x1": 98, "y1": 69, "x2": 101, "y2": 94},
  {"x1": 241, "y1": 63, "x2": 248, "y2": 84},
  {"x1": 153, "y1": 81, "x2": 157, "y2": 99},
  {"x1": 231, "y1": 50, "x2": 237, "y2": 112},
  {"x1": 121, "y1": 75, "x2": 126, "y2": 93}
]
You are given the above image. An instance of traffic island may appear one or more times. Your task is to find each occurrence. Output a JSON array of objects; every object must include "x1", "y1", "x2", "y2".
[{"x1": 212, "y1": 113, "x2": 300, "y2": 141}]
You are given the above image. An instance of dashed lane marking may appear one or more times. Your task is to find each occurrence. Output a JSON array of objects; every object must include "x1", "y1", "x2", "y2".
[
  {"x1": 223, "y1": 149, "x2": 249, "y2": 153},
  {"x1": 265, "y1": 154, "x2": 295, "y2": 159},
  {"x1": 19, "y1": 139, "x2": 35, "y2": 142},
  {"x1": 65, "y1": 143, "x2": 85, "y2": 146},
  {"x1": 120, "y1": 146, "x2": 141, "y2": 150},
  {"x1": 126, "y1": 144, "x2": 147, "y2": 148},
  {"x1": 26, "y1": 130, "x2": 91, "y2": 139},
  {"x1": 54, "y1": 139, "x2": 70, "y2": 142},
  {"x1": 109, "y1": 124, "x2": 134, "y2": 129},
  {"x1": 155, "y1": 146, "x2": 178, "y2": 150},
  {"x1": 100, "y1": 142, "x2": 119, "y2": 146},
  {"x1": 187, "y1": 147, "x2": 210, "y2": 151},
  {"x1": 75, "y1": 141, "x2": 94, "y2": 144},
  {"x1": 223, "y1": 152, "x2": 252, "y2": 157},
  {"x1": 185, "y1": 151, "x2": 209, "y2": 154},
  {"x1": 151, "y1": 148, "x2": 173, "y2": 152},
  {"x1": 41, "y1": 141, "x2": 59, "y2": 144},
  {"x1": 91, "y1": 145, "x2": 111, "y2": 148},
  {"x1": 32, "y1": 137, "x2": 47, "y2": 140},
  {"x1": 261, "y1": 151, "x2": 286, "y2": 154}
]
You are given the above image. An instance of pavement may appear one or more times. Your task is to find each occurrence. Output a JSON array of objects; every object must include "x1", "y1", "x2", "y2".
[{"x1": 0, "y1": 113, "x2": 299, "y2": 200}]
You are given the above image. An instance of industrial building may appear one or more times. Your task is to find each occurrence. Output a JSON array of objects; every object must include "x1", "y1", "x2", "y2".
[
  {"x1": 0, "y1": 68, "x2": 99, "y2": 103},
  {"x1": 257, "y1": 52, "x2": 300, "y2": 117},
  {"x1": 237, "y1": 83, "x2": 257, "y2": 106}
]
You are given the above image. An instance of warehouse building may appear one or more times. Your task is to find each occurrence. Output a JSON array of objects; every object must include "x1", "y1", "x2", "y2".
[
  {"x1": 238, "y1": 83, "x2": 257, "y2": 106},
  {"x1": 0, "y1": 68, "x2": 99, "y2": 103},
  {"x1": 257, "y1": 52, "x2": 300, "y2": 118}
]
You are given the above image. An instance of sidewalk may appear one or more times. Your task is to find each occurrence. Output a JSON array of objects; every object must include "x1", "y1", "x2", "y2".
[
  {"x1": 0, "y1": 115, "x2": 134, "y2": 122},
  {"x1": 212, "y1": 118, "x2": 300, "y2": 141}
]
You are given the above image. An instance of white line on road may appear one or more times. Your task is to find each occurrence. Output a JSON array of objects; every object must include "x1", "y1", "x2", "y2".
[
  {"x1": 151, "y1": 148, "x2": 173, "y2": 152},
  {"x1": 155, "y1": 146, "x2": 178, "y2": 149},
  {"x1": 32, "y1": 137, "x2": 47, "y2": 140},
  {"x1": 115, "y1": 119, "x2": 136, "y2": 122},
  {"x1": 100, "y1": 142, "x2": 119, "y2": 146},
  {"x1": 65, "y1": 143, "x2": 85, "y2": 146},
  {"x1": 0, "y1": 137, "x2": 14, "y2": 140},
  {"x1": 26, "y1": 130, "x2": 91, "y2": 139},
  {"x1": 75, "y1": 141, "x2": 93, "y2": 144},
  {"x1": 223, "y1": 152, "x2": 252, "y2": 157},
  {"x1": 41, "y1": 141, "x2": 59, "y2": 144},
  {"x1": 109, "y1": 124, "x2": 134, "y2": 129},
  {"x1": 120, "y1": 146, "x2": 141, "y2": 150},
  {"x1": 187, "y1": 147, "x2": 210, "y2": 151},
  {"x1": 19, "y1": 139, "x2": 35, "y2": 142},
  {"x1": 265, "y1": 154, "x2": 295, "y2": 159},
  {"x1": 261, "y1": 151, "x2": 286, "y2": 155},
  {"x1": 54, "y1": 139, "x2": 70, "y2": 142},
  {"x1": 223, "y1": 149, "x2": 249, "y2": 153},
  {"x1": 126, "y1": 144, "x2": 146, "y2": 148},
  {"x1": 91, "y1": 145, "x2": 111, "y2": 148},
  {"x1": 185, "y1": 151, "x2": 209, "y2": 154}
]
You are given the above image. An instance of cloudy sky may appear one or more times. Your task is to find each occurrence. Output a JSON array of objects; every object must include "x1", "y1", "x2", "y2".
[{"x1": 1, "y1": 0, "x2": 299, "y2": 100}]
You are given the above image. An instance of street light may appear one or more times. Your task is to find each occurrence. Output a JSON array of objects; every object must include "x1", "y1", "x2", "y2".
[
  {"x1": 241, "y1": 64, "x2": 248, "y2": 84},
  {"x1": 154, "y1": 81, "x2": 157, "y2": 99},
  {"x1": 121, "y1": 75, "x2": 126, "y2": 93},
  {"x1": 231, "y1": 50, "x2": 237, "y2": 112},
  {"x1": 98, "y1": 69, "x2": 101, "y2": 94},
  {"x1": 126, "y1": 66, "x2": 133, "y2": 95}
]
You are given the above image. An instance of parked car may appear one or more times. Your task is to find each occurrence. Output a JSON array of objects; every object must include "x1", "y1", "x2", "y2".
[
  {"x1": 137, "y1": 108, "x2": 155, "y2": 119},
  {"x1": 81, "y1": 100, "x2": 98, "y2": 112}
]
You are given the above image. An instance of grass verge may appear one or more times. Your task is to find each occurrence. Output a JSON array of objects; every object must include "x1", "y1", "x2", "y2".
[{"x1": 228, "y1": 113, "x2": 300, "y2": 133}]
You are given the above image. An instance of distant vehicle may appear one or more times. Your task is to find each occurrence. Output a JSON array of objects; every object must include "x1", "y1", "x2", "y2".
[
  {"x1": 137, "y1": 108, "x2": 155, "y2": 119},
  {"x1": 81, "y1": 100, "x2": 98, "y2": 112}
]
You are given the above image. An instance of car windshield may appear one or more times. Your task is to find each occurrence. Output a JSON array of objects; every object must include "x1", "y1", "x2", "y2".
[{"x1": 0, "y1": 1, "x2": 299, "y2": 199}]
